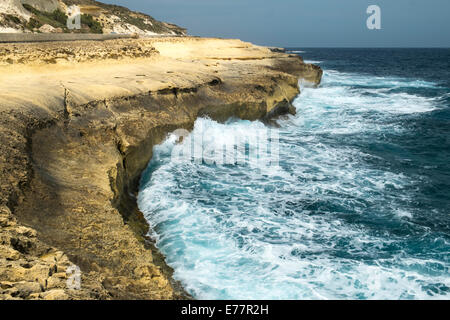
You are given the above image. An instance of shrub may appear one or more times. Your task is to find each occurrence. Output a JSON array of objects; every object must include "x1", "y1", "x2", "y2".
[
  {"x1": 49, "y1": 9, "x2": 67, "y2": 25},
  {"x1": 22, "y1": 4, "x2": 68, "y2": 31},
  {"x1": 26, "y1": 18, "x2": 42, "y2": 30},
  {"x1": 5, "y1": 14, "x2": 21, "y2": 25},
  {"x1": 81, "y1": 14, "x2": 103, "y2": 34}
]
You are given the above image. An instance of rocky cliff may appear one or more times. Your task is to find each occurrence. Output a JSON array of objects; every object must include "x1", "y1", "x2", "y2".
[
  {"x1": 0, "y1": 37, "x2": 322, "y2": 300},
  {"x1": 0, "y1": 0, "x2": 186, "y2": 35}
]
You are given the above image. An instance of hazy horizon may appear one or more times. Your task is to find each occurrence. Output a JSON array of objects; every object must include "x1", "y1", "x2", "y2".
[{"x1": 104, "y1": 0, "x2": 450, "y2": 48}]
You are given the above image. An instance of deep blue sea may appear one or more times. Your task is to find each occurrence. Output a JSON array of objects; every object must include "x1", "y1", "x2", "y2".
[{"x1": 138, "y1": 48, "x2": 450, "y2": 299}]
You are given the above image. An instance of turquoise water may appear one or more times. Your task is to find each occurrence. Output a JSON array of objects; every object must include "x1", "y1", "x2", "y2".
[{"x1": 138, "y1": 49, "x2": 450, "y2": 300}]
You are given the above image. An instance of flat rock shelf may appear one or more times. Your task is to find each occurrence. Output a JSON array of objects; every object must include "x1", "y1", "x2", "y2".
[{"x1": 0, "y1": 36, "x2": 322, "y2": 300}]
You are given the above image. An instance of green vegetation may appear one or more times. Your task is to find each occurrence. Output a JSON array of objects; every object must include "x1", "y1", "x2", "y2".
[
  {"x1": 121, "y1": 15, "x2": 167, "y2": 34},
  {"x1": 97, "y1": 3, "x2": 186, "y2": 35},
  {"x1": 26, "y1": 18, "x2": 42, "y2": 31},
  {"x1": 5, "y1": 14, "x2": 21, "y2": 25},
  {"x1": 99, "y1": 3, "x2": 177, "y2": 34},
  {"x1": 81, "y1": 14, "x2": 103, "y2": 34},
  {"x1": 22, "y1": 4, "x2": 68, "y2": 30},
  {"x1": 20, "y1": 4, "x2": 103, "y2": 34},
  {"x1": 48, "y1": 9, "x2": 68, "y2": 26},
  {"x1": 6, "y1": 1, "x2": 184, "y2": 35}
]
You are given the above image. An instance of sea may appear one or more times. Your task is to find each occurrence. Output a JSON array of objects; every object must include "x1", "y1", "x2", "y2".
[{"x1": 138, "y1": 48, "x2": 450, "y2": 300}]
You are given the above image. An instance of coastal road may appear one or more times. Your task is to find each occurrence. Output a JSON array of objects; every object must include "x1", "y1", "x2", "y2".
[{"x1": 0, "y1": 33, "x2": 184, "y2": 43}]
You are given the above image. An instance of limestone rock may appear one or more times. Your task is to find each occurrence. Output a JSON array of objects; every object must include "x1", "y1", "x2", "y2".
[
  {"x1": 0, "y1": 37, "x2": 322, "y2": 300},
  {"x1": 0, "y1": 39, "x2": 159, "y2": 65},
  {"x1": 1, "y1": 0, "x2": 186, "y2": 35},
  {"x1": 12, "y1": 281, "x2": 42, "y2": 298},
  {"x1": 21, "y1": 0, "x2": 61, "y2": 13},
  {"x1": 0, "y1": 245, "x2": 20, "y2": 261},
  {"x1": 0, "y1": 0, "x2": 31, "y2": 21},
  {"x1": 46, "y1": 275, "x2": 65, "y2": 290},
  {"x1": 0, "y1": 206, "x2": 15, "y2": 227},
  {"x1": 38, "y1": 24, "x2": 56, "y2": 33},
  {"x1": 42, "y1": 289, "x2": 69, "y2": 300}
]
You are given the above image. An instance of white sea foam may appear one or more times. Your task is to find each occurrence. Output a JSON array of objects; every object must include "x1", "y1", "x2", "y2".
[
  {"x1": 138, "y1": 68, "x2": 448, "y2": 300},
  {"x1": 304, "y1": 60, "x2": 323, "y2": 64}
]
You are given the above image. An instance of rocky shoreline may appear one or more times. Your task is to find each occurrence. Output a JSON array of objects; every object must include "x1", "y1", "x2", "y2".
[{"x1": 0, "y1": 37, "x2": 322, "y2": 300}]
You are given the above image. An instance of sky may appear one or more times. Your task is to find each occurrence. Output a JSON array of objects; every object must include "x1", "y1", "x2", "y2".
[{"x1": 104, "y1": 0, "x2": 450, "y2": 48}]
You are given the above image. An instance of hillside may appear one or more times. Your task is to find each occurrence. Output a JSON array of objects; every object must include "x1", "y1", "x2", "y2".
[{"x1": 0, "y1": 0, "x2": 186, "y2": 35}]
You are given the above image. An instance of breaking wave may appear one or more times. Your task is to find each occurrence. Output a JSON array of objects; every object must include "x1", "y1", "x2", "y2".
[{"x1": 138, "y1": 50, "x2": 450, "y2": 300}]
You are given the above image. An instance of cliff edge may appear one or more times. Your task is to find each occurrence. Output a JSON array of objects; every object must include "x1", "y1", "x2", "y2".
[{"x1": 0, "y1": 37, "x2": 322, "y2": 300}]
